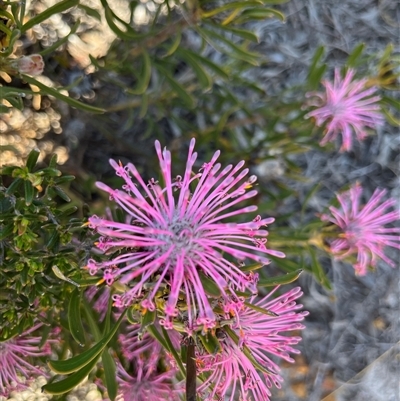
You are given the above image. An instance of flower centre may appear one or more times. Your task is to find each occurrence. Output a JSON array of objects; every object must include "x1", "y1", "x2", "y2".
[
  {"x1": 328, "y1": 102, "x2": 346, "y2": 118},
  {"x1": 169, "y1": 222, "x2": 195, "y2": 250}
]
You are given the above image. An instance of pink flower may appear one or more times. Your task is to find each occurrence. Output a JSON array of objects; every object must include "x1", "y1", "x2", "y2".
[
  {"x1": 0, "y1": 324, "x2": 52, "y2": 397},
  {"x1": 114, "y1": 362, "x2": 181, "y2": 401},
  {"x1": 85, "y1": 286, "x2": 112, "y2": 320},
  {"x1": 321, "y1": 183, "x2": 400, "y2": 275},
  {"x1": 196, "y1": 286, "x2": 308, "y2": 401},
  {"x1": 305, "y1": 68, "x2": 384, "y2": 151},
  {"x1": 118, "y1": 322, "x2": 180, "y2": 371},
  {"x1": 87, "y1": 139, "x2": 284, "y2": 332}
]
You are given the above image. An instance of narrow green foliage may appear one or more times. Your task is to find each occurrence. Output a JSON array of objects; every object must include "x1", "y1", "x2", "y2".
[
  {"x1": 68, "y1": 289, "x2": 86, "y2": 346},
  {"x1": 21, "y1": 0, "x2": 79, "y2": 33},
  {"x1": 258, "y1": 269, "x2": 303, "y2": 287}
]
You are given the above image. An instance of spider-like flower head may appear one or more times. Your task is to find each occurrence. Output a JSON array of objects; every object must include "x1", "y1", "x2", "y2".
[
  {"x1": 118, "y1": 321, "x2": 180, "y2": 372},
  {"x1": 321, "y1": 183, "x2": 400, "y2": 275},
  {"x1": 197, "y1": 286, "x2": 308, "y2": 401},
  {"x1": 87, "y1": 139, "x2": 284, "y2": 332},
  {"x1": 0, "y1": 324, "x2": 52, "y2": 397},
  {"x1": 305, "y1": 68, "x2": 384, "y2": 151},
  {"x1": 115, "y1": 361, "x2": 180, "y2": 401}
]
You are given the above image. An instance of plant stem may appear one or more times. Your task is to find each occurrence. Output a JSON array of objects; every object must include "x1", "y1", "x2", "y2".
[{"x1": 186, "y1": 339, "x2": 197, "y2": 401}]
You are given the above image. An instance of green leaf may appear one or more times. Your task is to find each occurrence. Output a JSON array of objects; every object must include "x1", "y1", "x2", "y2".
[
  {"x1": 307, "y1": 46, "x2": 326, "y2": 89},
  {"x1": 74, "y1": 277, "x2": 102, "y2": 287},
  {"x1": 0, "y1": 224, "x2": 14, "y2": 240},
  {"x1": 53, "y1": 186, "x2": 71, "y2": 202},
  {"x1": 346, "y1": 43, "x2": 365, "y2": 68},
  {"x1": 0, "y1": 29, "x2": 21, "y2": 57},
  {"x1": 100, "y1": 0, "x2": 143, "y2": 40},
  {"x1": 301, "y1": 182, "x2": 322, "y2": 218},
  {"x1": 77, "y1": 4, "x2": 102, "y2": 20},
  {"x1": 148, "y1": 323, "x2": 186, "y2": 378},
  {"x1": 205, "y1": 20, "x2": 259, "y2": 43},
  {"x1": 147, "y1": 324, "x2": 169, "y2": 350},
  {"x1": 24, "y1": 180, "x2": 34, "y2": 205},
  {"x1": 308, "y1": 64, "x2": 327, "y2": 90},
  {"x1": 0, "y1": 104, "x2": 11, "y2": 113},
  {"x1": 55, "y1": 175, "x2": 75, "y2": 184},
  {"x1": 156, "y1": 64, "x2": 195, "y2": 108},
  {"x1": 128, "y1": 50, "x2": 152, "y2": 95},
  {"x1": 233, "y1": 7, "x2": 285, "y2": 23},
  {"x1": 140, "y1": 309, "x2": 156, "y2": 333},
  {"x1": 0, "y1": 22, "x2": 12, "y2": 36},
  {"x1": 21, "y1": 0, "x2": 79, "y2": 33},
  {"x1": 48, "y1": 309, "x2": 126, "y2": 374},
  {"x1": 46, "y1": 230, "x2": 60, "y2": 251},
  {"x1": 233, "y1": 289, "x2": 254, "y2": 298},
  {"x1": 39, "y1": 19, "x2": 80, "y2": 56},
  {"x1": 267, "y1": 254, "x2": 301, "y2": 272},
  {"x1": 239, "y1": 262, "x2": 264, "y2": 272},
  {"x1": 258, "y1": 269, "x2": 303, "y2": 287},
  {"x1": 381, "y1": 96, "x2": 400, "y2": 111},
  {"x1": 49, "y1": 154, "x2": 58, "y2": 168},
  {"x1": 178, "y1": 50, "x2": 213, "y2": 91},
  {"x1": 381, "y1": 108, "x2": 400, "y2": 127},
  {"x1": 0, "y1": 9, "x2": 15, "y2": 21},
  {"x1": 3, "y1": 94, "x2": 24, "y2": 110},
  {"x1": 83, "y1": 297, "x2": 102, "y2": 341},
  {"x1": 5, "y1": 178, "x2": 23, "y2": 195},
  {"x1": 60, "y1": 206, "x2": 77, "y2": 216},
  {"x1": 243, "y1": 301, "x2": 278, "y2": 317},
  {"x1": 198, "y1": 331, "x2": 222, "y2": 355},
  {"x1": 139, "y1": 92, "x2": 149, "y2": 118},
  {"x1": 101, "y1": 349, "x2": 118, "y2": 401},
  {"x1": 38, "y1": 167, "x2": 62, "y2": 177},
  {"x1": 127, "y1": 306, "x2": 140, "y2": 324},
  {"x1": 1, "y1": 165, "x2": 19, "y2": 175},
  {"x1": 201, "y1": 27, "x2": 261, "y2": 66},
  {"x1": 198, "y1": 271, "x2": 221, "y2": 298},
  {"x1": 183, "y1": 50, "x2": 229, "y2": 80},
  {"x1": 26, "y1": 149, "x2": 40, "y2": 172},
  {"x1": 161, "y1": 326, "x2": 186, "y2": 378},
  {"x1": 180, "y1": 343, "x2": 187, "y2": 363},
  {"x1": 52, "y1": 266, "x2": 80, "y2": 287},
  {"x1": 215, "y1": 105, "x2": 239, "y2": 133},
  {"x1": 308, "y1": 246, "x2": 331, "y2": 289},
  {"x1": 201, "y1": 1, "x2": 263, "y2": 18},
  {"x1": 259, "y1": 0, "x2": 289, "y2": 3},
  {"x1": 20, "y1": 75, "x2": 105, "y2": 114},
  {"x1": 42, "y1": 355, "x2": 99, "y2": 395},
  {"x1": 103, "y1": 295, "x2": 114, "y2": 334},
  {"x1": 162, "y1": 30, "x2": 182, "y2": 57},
  {"x1": 68, "y1": 289, "x2": 86, "y2": 346}
]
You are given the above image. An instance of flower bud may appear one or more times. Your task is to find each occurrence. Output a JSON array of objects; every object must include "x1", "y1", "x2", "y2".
[{"x1": 16, "y1": 54, "x2": 44, "y2": 75}]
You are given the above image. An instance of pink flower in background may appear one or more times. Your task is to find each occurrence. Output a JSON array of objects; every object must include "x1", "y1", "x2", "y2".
[
  {"x1": 115, "y1": 361, "x2": 180, "y2": 401},
  {"x1": 0, "y1": 324, "x2": 52, "y2": 397},
  {"x1": 118, "y1": 322, "x2": 180, "y2": 371},
  {"x1": 305, "y1": 68, "x2": 383, "y2": 151},
  {"x1": 88, "y1": 139, "x2": 284, "y2": 332},
  {"x1": 85, "y1": 286, "x2": 112, "y2": 320},
  {"x1": 197, "y1": 286, "x2": 308, "y2": 401},
  {"x1": 321, "y1": 183, "x2": 400, "y2": 275}
]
